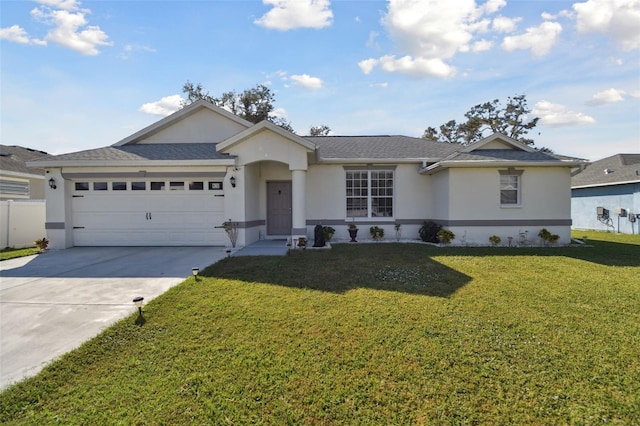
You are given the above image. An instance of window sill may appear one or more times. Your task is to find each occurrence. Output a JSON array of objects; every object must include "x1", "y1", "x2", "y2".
[{"x1": 500, "y1": 204, "x2": 522, "y2": 209}]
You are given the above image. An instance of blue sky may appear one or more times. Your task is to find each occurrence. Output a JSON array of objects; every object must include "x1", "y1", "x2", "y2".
[{"x1": 1, "y1": 0, "x2": 639, "y2": 160}]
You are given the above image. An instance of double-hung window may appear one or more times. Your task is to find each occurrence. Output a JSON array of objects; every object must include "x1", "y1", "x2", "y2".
[
  {"x1": 499, "y1": 169, "x2": 523, "y2": 206},
  {"x1": 346, "y1": 169, "x2": 394, "y2": 218}
]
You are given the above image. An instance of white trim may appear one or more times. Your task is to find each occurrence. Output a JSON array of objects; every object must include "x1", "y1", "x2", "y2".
[
  {"x1": 217, "y1": 121, "x2": 316, "y2": 153},
  {"x1": 462, "y1": 133, "x2": 536, "y2": 153},
  {"x1": 571, "y1": 179, "x2": 640, "y2": 189},
  {"x1": 26, "y1": 159, "x2": 235, "y2": 168}
]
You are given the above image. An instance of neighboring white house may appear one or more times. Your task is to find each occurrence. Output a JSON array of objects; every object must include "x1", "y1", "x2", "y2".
[
  {"x1": 571, "y1": 154, "x2": 640, "y2": 235},
  {"x1": 0, "y1": 145, "x2": 48, "y2": 248},
  {"x1": 27, "y1": 100, "x2": 586, "y2": 249}
]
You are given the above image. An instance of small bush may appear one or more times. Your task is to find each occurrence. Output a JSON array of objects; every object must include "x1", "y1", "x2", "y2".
[
  {"x1": 370, "y1": 226, "x2": 384, "y2": 241},
  {"x1": 538, "y1": 228, "x2": 559, "y2": 245},
  {"x1": 34, "y1": 237, "x2": 49, "y2": 250},
  {"x1": 436, "y1": 229, "x2": 455, "y2": 244},
  {"x1": 322, "y1": 226, "x2": 336, "y2": 241},
  {"x1": 419, "y1": 221, "x2": 441, "y2": 243},
  {"x1": 489, "y1": 235, "x2": 501, "y2": 246}
]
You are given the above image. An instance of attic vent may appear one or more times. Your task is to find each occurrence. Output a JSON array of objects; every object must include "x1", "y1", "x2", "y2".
[{"x1": 604, "y1": 168, "x2": 612, "y2": 174}]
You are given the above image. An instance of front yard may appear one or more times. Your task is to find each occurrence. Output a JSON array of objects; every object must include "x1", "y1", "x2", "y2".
[{"x1": 1, "y1": 231, "x2": 638, "y2": 424}]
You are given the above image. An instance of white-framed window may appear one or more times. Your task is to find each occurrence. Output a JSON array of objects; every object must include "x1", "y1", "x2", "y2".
[
  {"x1": 345, "y1": 169, "x2": 394, "y2": 218},
  {"x1": 499, "y1": 169, "x2": 523, "y2": 206}
]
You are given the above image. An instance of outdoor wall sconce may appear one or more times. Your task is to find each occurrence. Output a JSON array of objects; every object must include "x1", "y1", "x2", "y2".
[
  {"x1": 229, "y1": 175, "x2": 236, "y2": 188},
  {"x1": 192, "y1": 267, "x2": 199, "y2": 280},
  {"x1": 133, "y1": 296, "x2": 144, "y2": 315},
  {"x1": 48, "y1": 178, "x2": 57, "y2": 189}
]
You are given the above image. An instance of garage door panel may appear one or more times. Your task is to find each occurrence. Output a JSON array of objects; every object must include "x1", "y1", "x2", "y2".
[{"x1": 71, "y1": 187, "x2": 226, "y2": 246}]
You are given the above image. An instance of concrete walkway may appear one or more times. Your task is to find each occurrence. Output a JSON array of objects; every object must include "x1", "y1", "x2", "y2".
[
  {"x1": 0, "y1": 246, "x2": 227, "y2": 390},
  {"x1": 232, "y1": 239, "x2": 290, "y2": 256}
]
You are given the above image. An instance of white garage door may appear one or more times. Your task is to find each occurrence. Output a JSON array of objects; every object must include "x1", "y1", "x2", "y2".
[{"x1": 71, "y1": 179, "x2": 227, "y2": 246}]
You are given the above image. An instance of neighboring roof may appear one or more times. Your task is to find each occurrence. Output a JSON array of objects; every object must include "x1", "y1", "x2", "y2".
[
  {"x1": 0, "y1": 145, "x2": 48, "y2": 178},
  {"x1": 306, "y1": 135, "x2": 459, "y2": 162},
  {"x1": 27, "y1": 143, "x2": 234, "y2": 167},
  {"x1": 572, "y1": 154, "x2": 640, "y2": 188}
]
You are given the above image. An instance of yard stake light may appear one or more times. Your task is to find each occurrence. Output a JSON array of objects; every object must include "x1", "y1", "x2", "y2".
[
  {"x1": 133, "y1": 296, "x2": 144, "y2": 315},
  {"x1": 192, "y1": 267, "x2": 199, "y2": 280}
]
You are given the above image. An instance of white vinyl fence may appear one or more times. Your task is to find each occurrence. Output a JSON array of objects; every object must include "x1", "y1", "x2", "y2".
[{"x1": 0, "y1": 200, "x2": 46, "y2": 249}]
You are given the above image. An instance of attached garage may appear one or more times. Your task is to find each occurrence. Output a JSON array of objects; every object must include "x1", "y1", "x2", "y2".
[{"x1": 69, "y1": 177, "x2": 227, "y2": 246}]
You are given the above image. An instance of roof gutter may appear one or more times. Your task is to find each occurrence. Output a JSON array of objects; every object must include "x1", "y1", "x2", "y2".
[
  {"x1": 420, "y1": 160, "x2": 587, "y2": 175},
  {"x1": 26, "y1": 159, "x2": 236, "y2": 168}
]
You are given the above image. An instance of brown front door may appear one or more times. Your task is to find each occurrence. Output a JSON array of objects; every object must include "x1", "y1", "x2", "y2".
[{"x1": 267, "y1": 181, "x2": 292, "y2": 235}]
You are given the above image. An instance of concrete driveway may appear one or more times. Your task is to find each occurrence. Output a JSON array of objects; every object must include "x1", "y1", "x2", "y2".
[{"x1": 0, "y1": 246, "x2": 227, "y2": 390}]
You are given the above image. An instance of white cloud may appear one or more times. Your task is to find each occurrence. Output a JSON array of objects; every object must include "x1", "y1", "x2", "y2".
[
  {"x1": 471, "y1": 39, "x2": 493, "y2": 52},
  {"x1": 358, "y1": 0, "x2": 512, "y2": 78},
  {"x1": 0, "y1": 25, "x2": 32, "y2": 44},
  {"x1": 378, "y1": 55, "x2": 456, "y2": 78},
  {"x1": 492, "y1": 15, "x2": 521, "y2": 33},
  {"x1": 358, "y1": 58, "x2": 378, "y2": 75},
  {"x1": 120, "y1": 44, "x2": 156, "y2": 60},
  {"x1": 290, "y1": 74, "x2": 323, "y2": 89},
  {"x1": 573, "y1": 0, "x2": 640, "y2": 50},
  {"x1": 586, "y1": 88, "x2": 627, "y2": 105},
  {"x1": 370, "y1": 82, "x2": 389, "y2": 88},
  {"x1": 8, "y1": 1, "x2": 112, "y2": 55},
  {"x1": 254, "y1": 0, "x2": 333, "y2": 30},
  {"x1": 533, "y1": 100, "x2": 596, "y2": 126},
  {"x1": 502, "y1": 21, "x2": 562, "y2": 56},
  {"x1": 272, "y1": 107, "x2": 288, "y2": 118},
  {"x1": 139, "y1": 95, "x2": 183, "y2": 116}
]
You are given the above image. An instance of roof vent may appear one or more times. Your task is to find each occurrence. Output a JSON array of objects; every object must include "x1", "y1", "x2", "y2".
[{"x1": 604, "y1": 168, "x2": 612, "y2": 174}]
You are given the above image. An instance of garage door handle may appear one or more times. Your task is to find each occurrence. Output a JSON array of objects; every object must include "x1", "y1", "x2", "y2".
[
  {"x1": 145, "y1": 212, "x2": 149, "y2": 220},
  {"x1": 149, "y1": 212, "x2": 152, "y2": 220}
]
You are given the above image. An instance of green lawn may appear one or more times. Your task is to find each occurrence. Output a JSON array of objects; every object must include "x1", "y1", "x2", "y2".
[
  {"x1": 1, "y1": 231, "x2": 639, "y2": 424},
  {"x1": 0, "y1": 247, "x2": 38, "y2": 261}
]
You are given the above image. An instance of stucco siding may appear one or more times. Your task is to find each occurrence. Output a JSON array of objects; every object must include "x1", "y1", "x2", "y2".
[
  {"x1": 229, "y1": 131, "x2": 309, "y2": 170},
  {"x1": 140, "y1": 108, "x2": 247, "y2": 144},
  {"x1": 430, "y1": 170, "x2": 450, "y2": 221},
  {"x1": 571, "y1": 183, "x2": 639, "y2": 234}
]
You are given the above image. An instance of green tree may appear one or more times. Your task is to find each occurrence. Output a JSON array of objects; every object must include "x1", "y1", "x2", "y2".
[
  {"x1": 309, "y1": 125, "x2": 331, "y2": 136},
  {"x1": 423, "y1": 95, "x2": 539, "y2": 145},
  {"x1": 181, "y1": 81, "x2": 294, "y2": 132}
]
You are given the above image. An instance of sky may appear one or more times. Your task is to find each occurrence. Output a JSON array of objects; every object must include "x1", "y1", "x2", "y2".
[{"x1": 1, "y1": 0, "x2": 639, "y2": 161}]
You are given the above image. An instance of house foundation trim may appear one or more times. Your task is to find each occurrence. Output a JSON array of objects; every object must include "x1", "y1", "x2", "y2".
[
  {"x1": 436, "y1": 219, "x2": 572, "y2": 226},
  {"x1": 45, "y1": 222, "x2": 65, "y2": 229}
]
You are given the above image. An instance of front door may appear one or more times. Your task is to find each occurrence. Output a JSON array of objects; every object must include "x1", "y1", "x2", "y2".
[{"x1": 267, "y1": 181, "x2": 292, "y2": 235}]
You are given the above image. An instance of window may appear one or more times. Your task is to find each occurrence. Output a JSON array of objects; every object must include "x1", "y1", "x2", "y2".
[
  {"x1": 500, "y1": 174, "x2": 520, "y2": 205},
  {"x1": 170, "y1": 181, "x2": 184, "y2": 190},
  {"x1": 75, "y1": 182, "x2": 89, "y2": 191},
  {"x1": 112, "y1": 182, "x2": 127, "y2": 191},
  {"x1": 93, "y1": 182, "x2": 108, "y2": 191},
  {"x1": 151, "y1": 181, "x2": 165, "y2": 191},
  {"x1": 189, "y1": 181, "x2": 204, "y2": 190},
  {"x1": 208, "y1": 181, "x2": 223, "y2": 190},
  {"x1": 346, "y1": 169, "x2": 394, "y2": 218},
  {"x1": 132, "y1": 182, "x2": 146, "y2": 191}
]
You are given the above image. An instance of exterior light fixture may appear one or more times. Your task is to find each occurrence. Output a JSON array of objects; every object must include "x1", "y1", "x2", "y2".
[
  {"x1": 48, "y1": 178, "x2": 57, "y2": 189},
  {"x1": 133, "y1": 296, "x2": 144, "y2": 315},
  {"x1": 230, "y1": 175, "x2": 236, "y2": 188},
  {"x1": 192, "y1": 267, "x2": 199, "y2": 278}
]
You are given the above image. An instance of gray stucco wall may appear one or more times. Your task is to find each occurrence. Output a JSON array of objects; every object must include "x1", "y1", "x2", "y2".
[{"x1": 571, "y1": 183, "x2": 640, "y2": 234}]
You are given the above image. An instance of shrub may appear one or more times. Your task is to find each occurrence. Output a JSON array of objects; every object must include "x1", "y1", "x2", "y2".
[
  {"x1": 538, "y1": 228, "x2": 559, "y2": 245},
  {"x1": 370, "y1": 226, "x2": 385, "y2": 241},
  {"x1": 489, "y1": 235, "x2": 501, "y2": 246},
  {"x1": 34, "y1": 237, "x2": 49, "y2": 250},
  {"x1": 322, "y1": 226, "x2": 336, "y2": 241},
  {"x1": 436, "y1": 229, "x2": 455, "y2": 244},
  {"x1": 419, "y1": 221, "x2": 441, "y2": 243}
]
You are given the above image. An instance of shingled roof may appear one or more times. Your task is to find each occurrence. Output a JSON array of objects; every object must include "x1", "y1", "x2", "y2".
[
  {"x1": 306, "y1": 135, "x2": 459, "y2": 160},
  {"x1": 572, "y1": 154, "x2": 640, "y2": 188},
  {"x1": 27, "y1": 143, "x2": 234, "y2": 166},
  {"x1": 0, "y1": 145, "x2": 48, "y2": 176}
]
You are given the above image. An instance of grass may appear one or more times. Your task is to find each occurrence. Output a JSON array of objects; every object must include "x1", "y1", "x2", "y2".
[
  {"x1": 1, "y1": 231, "x2": 639, "y2": 424},
  {"x1": 0, "y1": 247, "x2": 38, "y2": 261}
]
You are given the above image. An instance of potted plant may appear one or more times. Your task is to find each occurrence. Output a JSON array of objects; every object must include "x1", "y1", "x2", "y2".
[
  {"x1": 436, "y1": 229, "x2": 455, "y2": 245},
  {"x1": 34, "y1": 237, "x2": 49, "y2": 252},
  {"x1": 489, "y1": 235, "x2": 501, "y2": 246},
  {"x1": 370, "y1": 226, "x2": 384, "y2": 241},
  {"x1": 322, "y1": 226, "x2": 336, "y2": 242},
  {"x1": 297, "y1": 237, "x2": 307, "y2": 249},
  {"x1": 348, "y1": 223, "x2": 358, "y2": 242}
]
